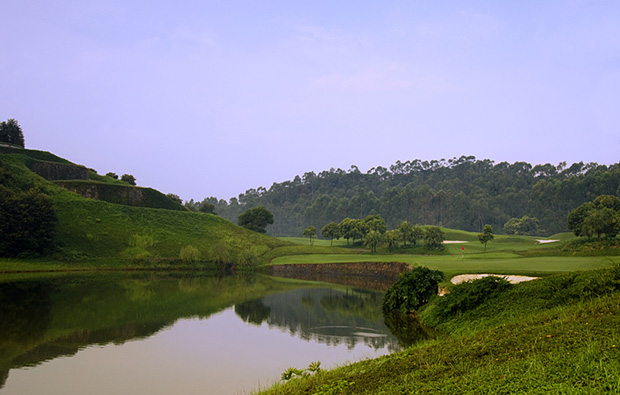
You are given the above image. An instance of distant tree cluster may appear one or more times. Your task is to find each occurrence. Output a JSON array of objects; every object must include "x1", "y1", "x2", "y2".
[
  {"x1": 188, "y1": 157, "x2": 620, "y2": 237},
  {"x1": 0, "y1": 119, "x2": 25, "y2": 147},
  {"x1": 567, "y1": 195, "x2": 620, "y2": 241},
  {"x1": 306, "y1": 215, "x2": 445, "y2": 252}
]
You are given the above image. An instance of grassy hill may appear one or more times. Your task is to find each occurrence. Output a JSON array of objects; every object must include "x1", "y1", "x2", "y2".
[
  {"x1": 0, "y1": 148, "x2": 290, "y2": 269},
  {"x1": 258, "y1": 265, "x2": 620, "y2": 394}
]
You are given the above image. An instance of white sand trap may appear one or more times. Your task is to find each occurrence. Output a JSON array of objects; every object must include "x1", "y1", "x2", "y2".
[
  {"x1": 451, "y1": 274, "x2": 538, "y2": 285},
  {"x1": 537, "y1": 239, "x2": 559, "y2": 244},
  {"x1": 443, "y1": 240, "x2": 469, "y2": 244}
]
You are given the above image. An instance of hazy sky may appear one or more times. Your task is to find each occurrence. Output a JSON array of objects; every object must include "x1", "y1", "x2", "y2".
[{"x1": 2, "y1": 1, "x2": 619, "y2": 201}]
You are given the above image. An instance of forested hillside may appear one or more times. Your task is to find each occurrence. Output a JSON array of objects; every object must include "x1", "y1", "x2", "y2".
[{"x1": 191, "y1": 156, "x2": 620, "y2": 237}]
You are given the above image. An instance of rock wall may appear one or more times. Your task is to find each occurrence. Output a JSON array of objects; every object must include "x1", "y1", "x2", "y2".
[
  {"x1": 31, "y1": 161, "x2": 88, "y2": 181},
  {"x1": 54, "y1": 181, "x2": 185, "y2": 211},
  {"x1": 268, "y1": 261, "x2": 411, "y2": 291}
]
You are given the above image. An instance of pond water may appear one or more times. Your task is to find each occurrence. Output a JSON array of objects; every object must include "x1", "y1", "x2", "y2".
[{"x1": 0, "y1": 272, "x2": 431, "y2": 394}]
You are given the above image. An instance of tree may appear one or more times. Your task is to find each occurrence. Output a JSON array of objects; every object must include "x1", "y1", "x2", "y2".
[
  {"x1": 238, "y1": 206, "x2": 274, "y2": 233},
  {"x1": 583, "y1": 208, "x2": 618, "y2": 241},
  {"x1": 365, "y1": 215, "x2": 386, "y2": 234},
  {"x1": 567, "y1": 195, "x2": 620, "y2": 240},
  {"x1": 423, "y1": 226, "x2": 444, "y2": 250},
  {"x1": 383, "y1": 230, "x2": 400, "y2": 252},
  {"x1": 167, "y1": 193, "x2": 183, "y2": 205},
  {"x1": 339, "y1": 218, "x2": 356, "y2": 245},
  {"x1": 398, "y1": 221, "x2": 413, "y2": 246},
  {"x1": 503, "y1": 216, "x2": 540, "y2": 236},
  {"x1": 478, "y1": 224, "x2": 494, "y2": 251},
  {"x1": 199, "y1": 201, "x2": 217, "y2": 214},
  {"x1": 383, "y1": 266, "x2": 444, "y2": 313},
  {"x1": 106, "y1": 172, "x2": 119, "y2": 179},
  {"x1": 121, "y1": 174, "x2": 136, "y2": 186},
  {"x1": 0, "y1": 186, "x2": 58, "y2": 256},
  {"x1": 0, "y1": 118, "x2": 25, "y2": 147},
  {"x1": 303, "y1": 226, "x2": 317, "y2": 245},
  {"x1": 364, "y1": 230, "x2": 382, "y2": 252},
  {"x1": 410, "y1": 225, "x2": 424, "y2": 246},
  {"x1": 351, "y1": 219, "x2": 367, "y2": 243},
  {"x1": 321, "y1": 222, "x2": 341, "y2": 246}
]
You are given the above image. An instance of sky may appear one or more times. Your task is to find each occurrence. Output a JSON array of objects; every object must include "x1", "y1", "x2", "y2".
[{"x1": 2, "y1": 0, "x2": 619, "y2": 202}]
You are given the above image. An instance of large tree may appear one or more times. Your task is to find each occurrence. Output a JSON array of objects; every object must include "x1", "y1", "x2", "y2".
[
  {"x1": 321, "y1": 222, "x2": 341, "y2": 246},
  {"x1": 398, "y1": 221, "x2": 413, "y2": 246},
  {"x1": 238, "y1": 206, "x2": 274, "y2": 233},
  {"x1": 567, "y1": 195, "x2": 620, "y2": 241},
  {"x1": 423, "y1": 226, "x2": 444, "y2": 250},
  {"x1": 364, "y1": 230, "x2": 382, "y2": 252},
  {"x1": 0, "y1": 119, "x2": 25, "y2": 147},
  {"x1": 383, "y1": 230, "x2": 400, "y2": 252}
]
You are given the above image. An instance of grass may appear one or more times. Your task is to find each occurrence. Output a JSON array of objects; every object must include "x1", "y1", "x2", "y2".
[
  {"x1": 279, "y1": 237, "x2": 352, "y2": 247},
  {"x1": 257, "y1": 266, "x2": 620, "y2": 394},
  {"x1": 1, "y1": 150, "x2": 291, "y2": 271},
  {"x1": 272, "y1": 232, "x2": 619, "y2": 280}
]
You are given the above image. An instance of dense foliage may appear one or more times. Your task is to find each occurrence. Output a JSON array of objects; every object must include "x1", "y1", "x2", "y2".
[
  {"x1": 0, "y1": 119, "x2": 25, "y2": 147},
  {"x1": 567, "y1": 195, "x2": 620, "y2": 241},
  {"x1": 382, "y1": 266, "x2": 444, "y2": 313},
  {"x1": 238, "y1": 206, "x2": 274, "y2": 233},
  {"x1": 191, "y1": 156, "x2": 620, "y2": 237},
  {"x1": 0, "y1": 168, "x2": 57, "y2": 256},
  {"x1": 423, "y1": 276, "x2": 512, "y2": 326}
]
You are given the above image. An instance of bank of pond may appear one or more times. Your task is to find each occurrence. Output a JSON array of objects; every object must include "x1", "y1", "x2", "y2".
[
  {"x1": 0, "y1": 271, "x2": 434, "y2": 394},
  {"x1": 2, "y1": 262, "x2": 620, "y2": 394}
]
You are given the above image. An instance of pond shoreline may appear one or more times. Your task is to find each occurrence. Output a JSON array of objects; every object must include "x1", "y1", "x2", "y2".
[{"x1": 268, "y1": 261, "x2": 411, "y2": 291}]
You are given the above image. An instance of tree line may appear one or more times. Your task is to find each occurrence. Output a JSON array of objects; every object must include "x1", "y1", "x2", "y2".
[{"x1": 188, "y1": 156, "x2": 620, "y2": 237}]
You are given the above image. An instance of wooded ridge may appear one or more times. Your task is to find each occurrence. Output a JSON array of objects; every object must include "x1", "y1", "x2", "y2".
[{"x1": 191, "y1": 156, "x2": 620, "y2": 237}]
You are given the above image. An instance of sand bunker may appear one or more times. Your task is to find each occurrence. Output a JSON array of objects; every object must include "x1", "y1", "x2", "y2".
[
  {"x1": 451, "y1": 274, "x2": 538, "y2": 285},
  {"x1": 537, "y1": 239, "x2": 559, "y2": 244},
  {"x1": 443, "y1": 240, "x2": 469, "y2": 244}
]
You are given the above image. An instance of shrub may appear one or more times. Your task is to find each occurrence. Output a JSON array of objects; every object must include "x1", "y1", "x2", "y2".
[
  {"x1": 129, "y1": 234, "x2": 155, "y2": 249},
  {"x1": 179, "y1": 245, "x2": 202, "y2": 263},
  {"x1": 426, "y1": 276, "x2": 512, "y2": 323},
  {"x1": 383, "y1": 266, "x2": 444, "y2": 313}
]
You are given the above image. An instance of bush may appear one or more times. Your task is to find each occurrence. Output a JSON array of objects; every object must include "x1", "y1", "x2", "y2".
[
  {"x1": 0, "y1": 186, "x2": 58, "y2": 256},
  {"x1": 425, "y1": 276, "x2": 512, "y2": 324},
  {"x1": 383, "y1": 266, "x2": 444, "y2": 313},
  {"x1": 179, "y1": 245, "x2": 202, "y2": 263}
]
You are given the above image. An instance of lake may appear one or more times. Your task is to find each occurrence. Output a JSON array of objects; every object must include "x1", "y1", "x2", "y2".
[{"x1": 0, "y1": 272, "x2": 430, "y2": 394}]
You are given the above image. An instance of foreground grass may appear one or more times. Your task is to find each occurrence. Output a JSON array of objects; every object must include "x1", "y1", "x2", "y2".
[{"x1": 258, "y1": 267, "x2": 620, "y2": 394}]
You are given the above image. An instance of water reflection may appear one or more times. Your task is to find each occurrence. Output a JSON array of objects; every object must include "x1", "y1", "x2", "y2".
[
  {"x1": 0, "y1": 272, "x2": 433, "y2": 394},
  {"x1": 235, "y1": 288, "x2": 399, "y2": 351}
]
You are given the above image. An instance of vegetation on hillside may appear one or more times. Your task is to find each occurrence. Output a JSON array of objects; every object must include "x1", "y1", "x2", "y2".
[
  {"x1": 0, "y1": 150, "x2": 290, "y2": 265},
  {"x1": 189, "y1": 157, "x2": 620, "y2": 237},
  {"x1": 259, "y1": 265, "x2": 620, "y2": 394}
]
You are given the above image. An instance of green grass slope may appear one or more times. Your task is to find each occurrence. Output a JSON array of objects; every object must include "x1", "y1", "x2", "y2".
[
  {"x1": 258, "y1": 266, "x2": 620, "y2": 394},
  {"x1": 0, "y1": 150, "x2": 290, "y2": 268}
]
